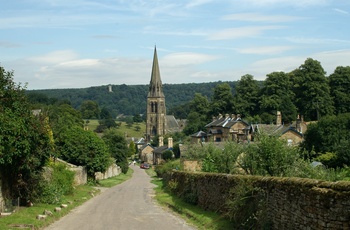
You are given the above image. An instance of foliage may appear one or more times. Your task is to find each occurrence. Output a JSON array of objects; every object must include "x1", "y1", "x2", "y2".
[
  {"x1": 80, "y1": 100, "x2": 100, "y2": 119},
  {"x1": 0, "y1": 67, "x2": 52, "y2": 201},
  {"x1": 162, "y1": 150, "x2": 174, "y2": 161},
  {"x1": 56, "y1": 128, "x2": 112, "y2": 179},
  {"x1": 233, "y1": 74, "x2": 261, "y2": 117},
  {"x1": 128, "y1": 141, "x2": 137, "y2": 157},
  {"x1": 239, "y1": 135, "x2": 301, "y2": 176},
  {"x1": 102, "y1": 128, "x2": 129, "y2": 173},
  {"x1": 329, "y1": 66, "x2": 350, "y2": 115},
  {"x1": 225, "y1": 178, "x2": 270, "y2": 229},
  {"x1": 302, "y1": 113, "x2": 350, "y2": 167},
  {"x1": 210, "y1": 82, "x2": 234, "y2": 116},
  {"x1": 37, "y1": 162, "x2": 75, "y2": 204},
  {"x1": 154, "y1": 159, "x2": 182, "y2": 178},
  {"x1": 291, "y1": 58, "x2": 334, "y2": 121},
  {"x1": 259, "y1": 71, "x2": 297, "y2": 123}
]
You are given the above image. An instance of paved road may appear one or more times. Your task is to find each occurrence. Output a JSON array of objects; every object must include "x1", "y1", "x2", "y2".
[{"x1": 45, "y1": 165, "x2": 195, "y2": 230}]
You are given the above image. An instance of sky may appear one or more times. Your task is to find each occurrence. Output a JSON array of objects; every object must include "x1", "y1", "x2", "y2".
[{"x1": 1, "y1": 0, "x2": 350, "y2": 90}]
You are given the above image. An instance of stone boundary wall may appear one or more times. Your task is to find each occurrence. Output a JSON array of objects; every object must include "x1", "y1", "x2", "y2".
[
  {"x1": 55, "y1": 158, "x2": 87, "y2": 185},
  {"x1": 165, "y1": 171, "x2": 350, "y2": 230},
  {"x1": 95, "y1": 164, "x2": 121, "y2": 180}
]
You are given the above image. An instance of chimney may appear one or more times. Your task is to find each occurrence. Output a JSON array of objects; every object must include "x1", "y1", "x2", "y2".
[
  {"x1": 168, "y1": 137, "x2": 173, "y2": 148},
  {"x1": 231, "y1": 114, "x2": 236, "y2": 120},
  {"x1": 276, "y1": 111, "x2": 282, "y2": 126},
  {"x1": 159, "y1": 136, "x2": 164, "y2": 147}
]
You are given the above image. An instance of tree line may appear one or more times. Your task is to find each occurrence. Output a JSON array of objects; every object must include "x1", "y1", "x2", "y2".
[{"x1": 0, "y1": 67, "x2": 130, "y2": 205}]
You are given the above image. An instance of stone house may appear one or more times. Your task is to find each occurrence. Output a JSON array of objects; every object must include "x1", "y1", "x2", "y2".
[
  {"x1": 139, "y1": 143, "x2": 155, "y2": 164},
  {"x1": 191, "y1": 114, "x2": 252, "y2": 143},
  {"x1": 153, "y1": 137, "x2": 173, "y2": 165}
]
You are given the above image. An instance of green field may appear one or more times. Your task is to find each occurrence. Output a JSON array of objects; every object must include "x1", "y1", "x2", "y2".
[{"x1": 86, "y1": 120, "x2": 146, "y2": 139}]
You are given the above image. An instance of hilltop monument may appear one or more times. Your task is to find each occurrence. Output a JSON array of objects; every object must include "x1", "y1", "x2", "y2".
[{"x1": 146, "y1": 47, "x2": 166, "y2": 142}]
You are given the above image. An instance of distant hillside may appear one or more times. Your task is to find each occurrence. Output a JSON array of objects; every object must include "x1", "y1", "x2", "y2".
[{"x1": 30, "y1": 81, "x2": 238, "y2": 117}]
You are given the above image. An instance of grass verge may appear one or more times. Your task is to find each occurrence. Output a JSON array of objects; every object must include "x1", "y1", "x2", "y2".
[
  {"x1": 0, "y1": 168, "x2": 134, "y2": 230},
  {"x1": 150, "y1": 173, "x2": 234, "y2": 230}
]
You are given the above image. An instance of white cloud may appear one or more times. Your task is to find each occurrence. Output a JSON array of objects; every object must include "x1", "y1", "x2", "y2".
[
  {"x1": 237, "y1": 0, "x2": 330, "y2": 8},
  {"x1": 333, "y1": 8, "x2": 349, "y2": 15},
  {"x1": 237, "y1": 46, "x2": 293, "y2": 55},
  {"x1": 222, "y1": 13, "x2": 303, "y2": 22},
  {"x1": 186, "y1": 0, "x2": 214, "y2": 8},
  {"x1": 28, "y1": 50, "x2": 79, "y2": 64},
  {"x1": 208, "y1": 26, "x2": 284, "y2": 40},
  {"x1": 161, "y1": 52, "x2": 220, "y2": 66}
]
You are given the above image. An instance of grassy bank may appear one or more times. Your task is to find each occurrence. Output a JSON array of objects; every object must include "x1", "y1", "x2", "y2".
[
  {"x1": 0, "y1": 168, "x2": 133, "y2": 230},
  {"x1": 86, "y1": 120, "x2": 145, "y2": 138}
]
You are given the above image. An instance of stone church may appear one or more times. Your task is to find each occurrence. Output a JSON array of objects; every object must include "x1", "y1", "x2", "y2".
[
  {"x1": 146, "y1": 47, "x2": 167, "y2": 142},
  {"x1": 146, "y1": 47, "x2": 185, "y2": 143}
]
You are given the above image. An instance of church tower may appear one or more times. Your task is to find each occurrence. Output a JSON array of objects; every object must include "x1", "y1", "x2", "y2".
[{"x1": 146, "y1": 47, "x2": 166, "y2": 142}]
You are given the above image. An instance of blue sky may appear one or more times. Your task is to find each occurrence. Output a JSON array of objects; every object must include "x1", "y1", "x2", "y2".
[{"x1": 1, "y1": 0, "x2": 349, "y2": 89}]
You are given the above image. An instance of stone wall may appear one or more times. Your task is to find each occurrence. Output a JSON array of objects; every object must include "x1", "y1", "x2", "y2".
[
  {"x1": 165, "y1": 171, "x2": 350, "y2": 229},
  {"x1": 95, "y1": 164, "x2": 121, "y2": 180},
  {"x1": 55, "y1": 158, "x2": 87, "y2": 185}
]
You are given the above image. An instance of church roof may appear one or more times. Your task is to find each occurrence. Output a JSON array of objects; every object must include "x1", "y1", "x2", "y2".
[{"x1": 148, "y1": 46, "x2": 164, "y2": 98}]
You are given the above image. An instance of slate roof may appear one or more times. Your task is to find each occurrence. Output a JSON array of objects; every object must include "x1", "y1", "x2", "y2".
[
  {"x1": 205, "y1": 116, "x2": 250, "y2": 129},
  {"x1": 191, "y1": 130, "x2": 207, "y2": 137},
  {"x1": 153, "y1": 145, "x2": 170, "y2": 154}
]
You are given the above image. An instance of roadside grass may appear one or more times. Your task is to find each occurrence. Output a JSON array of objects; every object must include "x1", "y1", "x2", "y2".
[
  {"x1": 86, "y1": 119, "x2": 145, "y2": 138},
  {"x1": 97, "y1": 167, "x2": 133, "y2": 187},
  {"x1": 150, "y1": 173, "x2": 235, "y2": 230},
  {"x1": 0, "y1": 168, "x2": 134, "y2": 230}
]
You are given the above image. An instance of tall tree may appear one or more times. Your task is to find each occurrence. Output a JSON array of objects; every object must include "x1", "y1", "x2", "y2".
[
  {"x1": 259, "y1": 71, "x2": 297, "y2": 123},
  {"x1": 102, "y1": 128, "x2": 129, "y2": 173},
  {"x1": 210, "y1": 83, "x2": 234, "y2": 116},
  {"x1": 291, "y1": 58, "x2": 334, "y2": 121},
  {"x1": 329, "y1": 66, "x2": 350, "y2": 114},
  {"x1": 183, "y1": 93, "x2": 210, "y2": 135},
  {"x1": 233, "y1": 74, "x2": 260, "y2": 117},
  {"x1": 80, "y1": 100, "x2": 100, "y2": 119},
  {"x1": 0, "y1": 67, "x2": 52, "y2": 201}
]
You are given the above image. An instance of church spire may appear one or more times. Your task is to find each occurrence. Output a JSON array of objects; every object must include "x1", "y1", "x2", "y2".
[{"x1": 148, "y1": 46, "x2": 164, "y2": 98}]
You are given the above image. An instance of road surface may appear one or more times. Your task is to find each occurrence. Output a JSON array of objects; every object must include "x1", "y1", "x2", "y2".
[{"x1": 45, "y1": 165, "x2": 195, "y2": 230}]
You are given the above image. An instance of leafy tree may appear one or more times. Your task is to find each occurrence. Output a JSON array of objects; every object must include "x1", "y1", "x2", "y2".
[
  {"x1": 240, "y1": 135, "x2": 300, "y2": 176},
  {"x1": 57, "y1": 128, "x2": 111, "y2": 179},
  {"x1": 0, "y1": 67, "x2": 52, "y2": 201},
  {"x1": 210, "y1": 83, "x2": 234, "y2": 116},
  {"x1": 183, "y1": 93, "x2": 210, "y2": 135},
  {"x1": 329, "y1": 66, "x2": 350, "y2": 114},
  {"x1": 291, "y1": 58, "x2": 334, "y2": 121},
  {"x1": 259, "y1": 71, "x2": 297, "y2": 123},
  {"x1": 128, "y1": 141, "x2": 137, "y2": 157},
  {"x1": 133, "y1": 114, "x2": 143, "y2": 123},
  {"x1": 233, "y1": 74, "x2": 260, "y2": 117},
  {"x1": 302, "y1": 113, "x2": 350, "y2": 167},
  {"x1": 80, "y1": 100, "x2": 100, "y2": 119},
  {"x1": 102, "y1": 128, "x2": 129, "y2": 173},
  {"x1": 100, "y1": 107, "x2": 113, "y2": 119},
  {"x1": 162, "y1": 150, "x2": 174, "y2": 161}
]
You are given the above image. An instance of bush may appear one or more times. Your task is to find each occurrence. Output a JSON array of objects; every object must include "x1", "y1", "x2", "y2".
[
  {"x1": 36, "y1": 162, "x2": 75, "y2": 204},
  {"x1": 225, "y1": 178, "x2": 271, "y2": 229},
  {"x1": 155, "y1": 159, "x2": 182, "y2": 178}
]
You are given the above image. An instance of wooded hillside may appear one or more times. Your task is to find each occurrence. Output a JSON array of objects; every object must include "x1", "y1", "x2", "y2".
[{"x1": 29, "y1": 81, "x2": 238, "y2": 117}]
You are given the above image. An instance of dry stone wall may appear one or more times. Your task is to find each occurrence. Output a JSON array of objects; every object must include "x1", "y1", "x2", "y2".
[
  {"x1": 95, "y1": 164, "x2": 121, "y2": 180},
  {"x1": 165, "y1": 171, "x2": 350, "y2": 230}
]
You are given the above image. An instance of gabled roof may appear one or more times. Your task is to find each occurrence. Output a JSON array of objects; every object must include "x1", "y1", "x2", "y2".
[
  {"x1": 281, "y1": 127, "x2": 303, "y2": 137},
  {"x1": 141, "y1": 143, "x2": 155, "y2": 150},
  {"x1": 256, "y1": 124, "x2": 303, "y2": 137},
  {"x1": 191, "y1": 130, "x2": 207, "y2": 137},
  {"x1": 153, "y1": 145, "x2": 170, "y2": 154},
  {"x1": 205, "y1": 116, "x2": 250, "y2": 129}
]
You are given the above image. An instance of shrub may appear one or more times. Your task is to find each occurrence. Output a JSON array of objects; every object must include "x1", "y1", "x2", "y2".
[
  {"x1": 36, "y1": 162, "x2": 75, "y2": 204},
  {"x1": 155, "y1": 159, "x2": 182, "y2": 178},
  {"x1": 225, "y1": 178, "x2": 271, "y2": 229}
]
